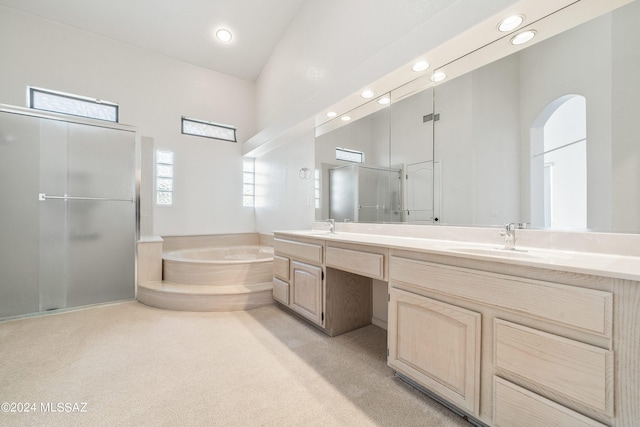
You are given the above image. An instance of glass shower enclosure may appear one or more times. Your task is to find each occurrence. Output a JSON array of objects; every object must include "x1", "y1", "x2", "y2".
[
  {"x1": 329, "y1": 164, "x2": 402, "y2": 223},
  {"x1": 0, "y1": 105, "x2": 137, "y2": 319}
]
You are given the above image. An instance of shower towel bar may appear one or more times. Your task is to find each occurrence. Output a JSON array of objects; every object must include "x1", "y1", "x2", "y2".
[{"x1": 38, "y1": 193, "x2": 134, "y2": 203}]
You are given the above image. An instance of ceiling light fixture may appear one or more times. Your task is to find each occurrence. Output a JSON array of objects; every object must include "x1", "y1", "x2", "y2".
[
  {"x1": 341, "y1": 116, "x2": 352, "y2": 121},
  {"x1": 361, "y1": 90, "x2": 375, "y2": 99},
  {"x1": 378, "y1": 97, "x2": 390, "y2": 105},
  {"x1": 216, "y1": 29, "x2": 233, "y2": 43},
  {"x1": 498, "y1": 15, "x2": 524, "y2": 32},
  {"x1": 430, "y1": 71, "x2": 447, "y2": 82},
  {"x1": 326, "y1": 111, "x2": 337, "y2": 118},
  {"x1": 412, "y1": 60, "x2": 430, "y2": 72},
  {"x1": 510, "y1": 30, "x2": 536, "y2": 45}
]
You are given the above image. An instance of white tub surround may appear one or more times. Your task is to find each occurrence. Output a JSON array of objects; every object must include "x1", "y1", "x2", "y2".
[
  {"x1": 137, "y1": 236, "x2": 164, "y2": 285},
  {"x1": 137, "y1": 233, "x2": 275, "y2": 312},
  {"x1": 271, "y1": 225, "x2": 640, "y2": 427}
]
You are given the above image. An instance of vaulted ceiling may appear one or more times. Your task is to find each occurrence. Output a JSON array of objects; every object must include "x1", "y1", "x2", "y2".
[{"x1": 0, "y1": 0, "x2": 305, "y2": 81}]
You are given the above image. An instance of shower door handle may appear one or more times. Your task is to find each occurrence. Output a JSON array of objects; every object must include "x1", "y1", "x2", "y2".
[{"x1": 38, "y1": 193, "x2": 134, "y2": 203}]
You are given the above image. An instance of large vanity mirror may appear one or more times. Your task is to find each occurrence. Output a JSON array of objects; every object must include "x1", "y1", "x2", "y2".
[{"x1": 316, "y1": 1, "x2": 640, "y2": 233}]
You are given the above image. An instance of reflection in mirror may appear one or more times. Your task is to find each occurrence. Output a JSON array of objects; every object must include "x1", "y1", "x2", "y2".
[
  {"x1": 433, "y1": 1, "x2": 640, "y2": 232},
  {"x1": 315, "y1": 95, "x2": 395, "y2": 222},
  {"x1": 315, "y1": 1, "x2": 640, "y2": 232},
  {"x1": 390, "y1": 77, "x2": 437, "y2": 223}
]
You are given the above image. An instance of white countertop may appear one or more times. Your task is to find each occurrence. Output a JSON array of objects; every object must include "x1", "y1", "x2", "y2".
[{"x1": 274, "y1": 230, "x2": 640, "y2": 281}]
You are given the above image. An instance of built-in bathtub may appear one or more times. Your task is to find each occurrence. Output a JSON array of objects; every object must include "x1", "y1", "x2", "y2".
[{"x1": 137, "y1": 245, "x2": 275, "y2": 312}]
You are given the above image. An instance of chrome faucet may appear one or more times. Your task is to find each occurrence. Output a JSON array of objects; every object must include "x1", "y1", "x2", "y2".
[
  {"x1": 499, "y1": 223, "x2": 531, "y2": 250},
  {"x1": 323, "y1": 218, "x2": 336, "y2": 234},
  {"x1": 500, "y1": 223, "x2": 517, "y2": 250}
]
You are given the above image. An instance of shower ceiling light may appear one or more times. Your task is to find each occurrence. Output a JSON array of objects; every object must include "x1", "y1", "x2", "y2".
[
  {"x1": 498, "y1": 15, "x2": 524, "y2": 32},
  {"x1": 430, "y1": 71, "x2": 447, "y2": 82},
  {"x1": 378, "y1": 97, "x2": 390, "y2": 105},
  {"x1": 341, "y1": 115, "x2": 351, "y2": 121},
  {"x1": 326, "y1": 111, "x2": 337, "y2": 118},
  {"x1": 412, "y1": 60, "x2": 430, "y2": 72},
  {"x1": 510, "y1": 30, "x2": 536, "y2": 45},
  {"x1": 216, "y1": 29, "x2": 233, "y2": 43}
]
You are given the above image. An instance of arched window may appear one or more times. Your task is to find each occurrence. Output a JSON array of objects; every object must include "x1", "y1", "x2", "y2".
[{"x1": 530, "y1": 95, "x2": 587, "y2": 228}]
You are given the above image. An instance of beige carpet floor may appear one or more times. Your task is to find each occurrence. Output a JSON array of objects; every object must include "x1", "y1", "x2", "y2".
[{"x1": 0, "y1": 302, "x2": 471, "y2": 427}]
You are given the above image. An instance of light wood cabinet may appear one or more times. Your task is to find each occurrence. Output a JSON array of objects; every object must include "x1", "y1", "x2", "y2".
[
  {"x1": 494, "y1": 319, "x2": 613, "y2": 416},
  {"x1": 388, "y1": 287, "x2": 481, "y2": 415},
  {"x1": 493, "y1": 377, "x2": 608, "y2": 427},
  {"x1": 325, "y1": 243, "x2": 387, "y2": 280},
  {"x1": 387, "y1": 250, "x2": 638, "y2": 426},
  {"x1": 270, "y1": 234, "x2": 639, "y2": 426},
  {"x1": 272, "y1": 234, "x2": 374, "y2": 337},
  {"x1": 273, "y1": 255, "x2": 289, "y2": 281},
  {"x1": 290, "y1": 260, "x2": 324, "y2": 326},
  {"x1": 272, "y1": 277, "x2": 289, "y2": 305}
]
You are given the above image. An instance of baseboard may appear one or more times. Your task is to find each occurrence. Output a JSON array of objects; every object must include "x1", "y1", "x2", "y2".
[{"x1": 371, "y1": 316, "x2": 388, "y2": 330}]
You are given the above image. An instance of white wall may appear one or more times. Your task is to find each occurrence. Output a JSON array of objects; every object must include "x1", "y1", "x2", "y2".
[
  {"x1": 252, "y1": 0, "x2": 520, "y2": 149},
  {"x1": 0, "y1": 6, "x2": 256, "y2": 236},
  {"x1": 254, "y1": 132, "x2": 316, "y2": 234}
]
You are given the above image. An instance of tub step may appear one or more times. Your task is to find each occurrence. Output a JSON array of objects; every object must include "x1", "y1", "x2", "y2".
[{"x1": 137, "y1": 281, "x2": 274, "y2": 312}]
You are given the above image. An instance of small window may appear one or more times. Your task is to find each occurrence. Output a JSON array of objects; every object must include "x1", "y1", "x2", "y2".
[
  {"x1": 243, "y1": 159, "x2": 255, "y2": 207},
  {"x1": 156, "y1": 150, "x2": 174, "y2": 206},
  {"x1": 28, "y1": 87, "x2": 118, "y2": 122},
  {"x1": 336, "y1": 147, "x2": 364, "y2": 163},
  {"x1": 182, "y1": 117, "x2": 237, "y2": 142}
]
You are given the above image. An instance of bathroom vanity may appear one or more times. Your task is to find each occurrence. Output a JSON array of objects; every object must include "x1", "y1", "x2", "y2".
[{"x1": 272, "y1": 227, "x2": 640, "y2": 427}]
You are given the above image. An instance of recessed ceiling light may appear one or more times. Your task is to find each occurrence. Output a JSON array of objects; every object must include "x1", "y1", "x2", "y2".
[
  {"x1": 498, "y1": 15, "x2": 524, "y2": 32},
  {"x1": 361, "y1": 90, "x2": 375, "y2": 99},
  {"x1": 412, "y1": 60, "x2": 430, "y2": 72},
  {"x1": 341, "y1": 116, "x2": 352, "y2": 121},
  {"x1": 326, "y1": 111, "x2": 337, "y2": 118},
  {"x1": 510, "y1": 30, "x2": 536, "y2": 45},
  {"x1": 216, "y1": 29, "x2": 233, "y2": 43},
  {"x1": 378, "y1": 97, "x2": 390, "y2": 105},
  {"x1": 431, "y1": 71, "x2": 447, "y2": 82}
]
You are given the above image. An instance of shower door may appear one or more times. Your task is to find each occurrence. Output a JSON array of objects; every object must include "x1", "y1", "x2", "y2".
[{"x1": 0, "y1": 106, "x2": 137, "y2": 319}]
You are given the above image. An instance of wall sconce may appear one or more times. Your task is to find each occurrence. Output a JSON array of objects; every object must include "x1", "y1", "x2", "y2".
[{"x1": 299, "y1": 167, "x2": 311, "y2": 179}]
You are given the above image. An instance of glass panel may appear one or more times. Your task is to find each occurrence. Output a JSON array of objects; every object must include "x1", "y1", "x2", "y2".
[
  {"x1": 156, "y1": 150, "x2": 173, "y2": 164},
  {"x1": 182, "y1": 118, "x2": 236, "y2": 142},
  {"x1": 38, "y1": 119, "x2": 70, "y2": 311},
  {"x1": 243, "y1": 159, "x2": 254, "y2": 172},
  {"x1": 31, "y1": 88, "x2": 118, "y2": 122},
  {"x1": 0, "y1": 112, "x2": 41, "y2": 318},
  {"x1": 66, "y1": 123, "x2": 135, "y2": 199},
  {"x1": 66, "y1": 200, "x2": 135, "y2": 306},
  {"x1": 157, "y1": 191, "x2": 173, "y2": 205},
  {"x1": 0, "y1": 111, "x2": 136, "y2": 318},
  {"x1": 157, "y1": 177, "x2": 173, "y2": 191},
  {"x1": 157, "y1": 164, "x2": 173, "y2": 178},
  {"x1": 336, "y1": 147, "x2": 364, "y2": 163},
  {"x1": 243, "y1": 172, "x2": 255, "y2": 184}
]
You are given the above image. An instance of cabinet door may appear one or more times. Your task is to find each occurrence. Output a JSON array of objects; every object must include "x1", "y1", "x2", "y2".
[
  {"x1": 388, "y1": 287, "x2": 481, "y2": 415},
  {"x1": 290, "y1": 261, "x2": 323, "y2": 326}
]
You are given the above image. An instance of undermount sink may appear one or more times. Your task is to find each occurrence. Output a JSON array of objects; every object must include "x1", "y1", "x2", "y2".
[{"x1": 447, "y1": 246, "x2": 549, "y2": 261}]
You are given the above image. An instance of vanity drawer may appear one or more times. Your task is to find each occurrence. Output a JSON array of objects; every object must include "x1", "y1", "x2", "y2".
[
  {"x1": 389, "y1": 256, "x2": 612, "y2": 337},
  {"x1": 272, "y1": 277, "x2": 289, "y2": 305},
  {"x1": 273, "y1": 255, "x2": 289, "y2": 280},
  {"x1": 494, "y1": 377, "x2": 607, "y2": 427},
  {"x1": 326, "y1": 246, "x2": 384, "y2": 280},
  {"x1": 494, "y1": 319, "x2": 613, "y2": 416},
  {"x1": 274, "y1": 238, "x2": 323, "y2": 264}
]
